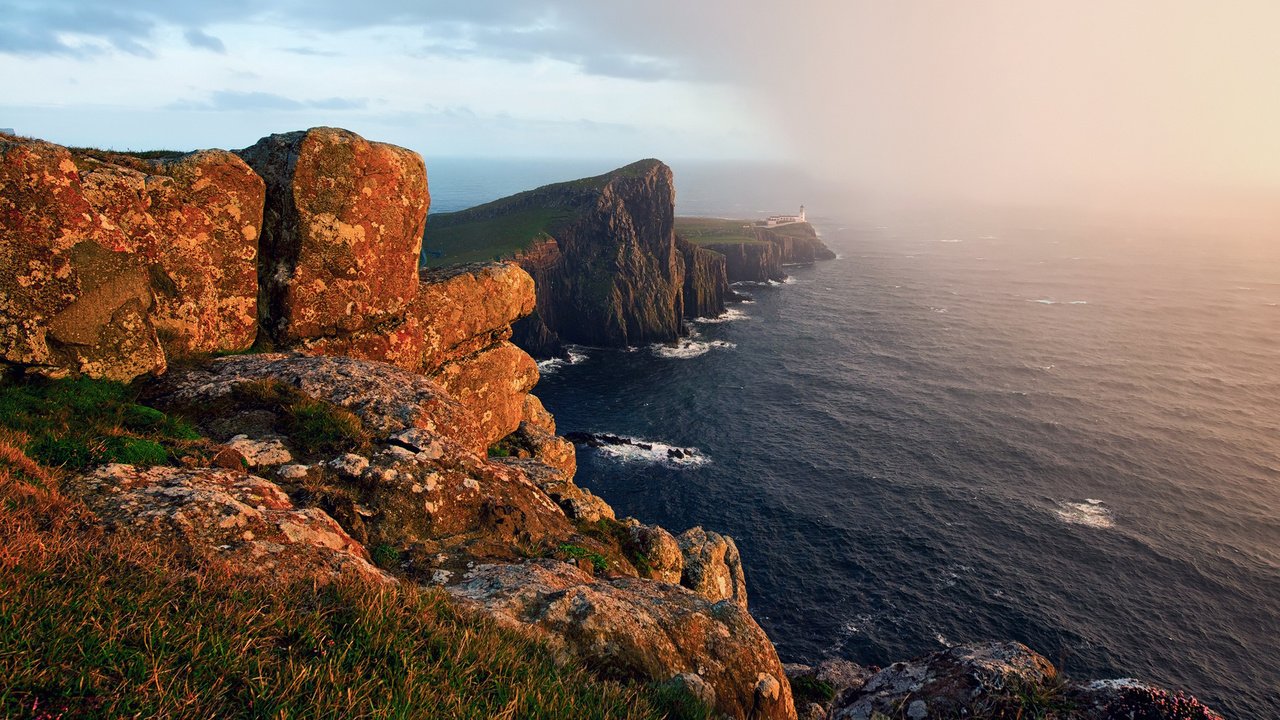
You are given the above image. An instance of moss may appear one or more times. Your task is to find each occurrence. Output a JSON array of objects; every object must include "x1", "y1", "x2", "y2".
[
  {"x1": 231, "y1": 379, "x2": 368, "y2": 456},
  {"x1": 791, "y1": 675, "x2": 836, "y2": 705},
  {"x1": 0, "y1": 376, "x2": 210, "y2": 470},
  {"x1": 370, "y1": 543, "x2": 401, "y2": 569}
]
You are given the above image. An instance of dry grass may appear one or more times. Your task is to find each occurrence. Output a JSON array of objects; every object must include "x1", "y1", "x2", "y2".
[{"x1": 0, "y1": 423, "x2": 704, "y2": 719}]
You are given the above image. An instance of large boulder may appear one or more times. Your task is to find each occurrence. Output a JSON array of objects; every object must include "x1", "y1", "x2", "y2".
[
  {"x1": 0, "y1": 138, "x2": 160, "y2": 380},
  {"x1": 75, "y1": 149, "x2": 264, "y2": 356},
  {"x1": 678, "y1": 526, "x2": 749, "y2": 608},
  {"x1": 70, "y1": 464, "x2": 388, "y2": 584},
  {"x1": 453, "y1": 559, "x2": 797, "y2": 720},
  {"x1": 237, "y1": 127, "x2": 429, "y2": 344},
  {"x1": 415, "y1": 262, "x2": 536, "y2": 373},
  {"x1": 0, "y1": 135, "x2": 263, "y2": 376}
]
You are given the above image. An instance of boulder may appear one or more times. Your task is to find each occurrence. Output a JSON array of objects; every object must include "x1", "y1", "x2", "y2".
[
  {"x1": 154, "y1": 353, "x2": 487, "y2": 454},
  {"x1": 415, "y1": 262, "x2": 536, "y2": 373},
  {"x1": 678, "y1": 526, "x2": 748, "y2": 608},
  {"x1": 624, "y1": 519, "x2": 684, "y2": 584},
  {"x1": 70, "y1": 464, "x2": 389, "y2": 584},
  {"x1": 75, "y1": 149, "x2": 263, "y2": 356},
  {"x1": 452, "y1": 559, "x2": 797, "y2": 720},
  {"x1": 1070, "y1": 679, "x2": 1224, "y2": 720},
  {"x1": 237, "y1": 127, "x2": 428, "y2": 344},
  {"x1": 0, "y1": 138, "x2": 167, "y2": 380}
]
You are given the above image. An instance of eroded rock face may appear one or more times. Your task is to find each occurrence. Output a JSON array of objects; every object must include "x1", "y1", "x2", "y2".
[
  {"x1": 676, "y1": 236, "x2": 730, "y2": 320},
  {"x1": 70, "y1": 464, "x2": 388, "y2": 584},
  {"x1": 678, "y1": 526, "x2": 748, "y2": 608},
  {"x1": 237, "y1": 127, "x2": 428, "y2": 344},
  {"x1": 452, "y1": 559, "x2": 797, "y2": 720}
]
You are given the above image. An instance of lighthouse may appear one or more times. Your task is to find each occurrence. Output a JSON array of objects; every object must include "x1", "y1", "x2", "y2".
[{"x1": 799, "y1": 205, "x2": 806, "y2": 222}]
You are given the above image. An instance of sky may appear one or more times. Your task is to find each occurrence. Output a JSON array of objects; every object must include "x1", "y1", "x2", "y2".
[{"x1": 3, "y1": 1, "x2": 1280, "y2": 213}]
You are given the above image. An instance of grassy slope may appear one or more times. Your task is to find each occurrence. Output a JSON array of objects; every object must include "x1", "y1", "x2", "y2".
[
  {"x1": 422, "y1": 159, "x2": 662, "y2": 267},
  {"x1": 674, "y1": 217, "x2": 770, "y2": 246},
  {"x1": 0, "y1": 376, "x2": 707, "y2": 720}
]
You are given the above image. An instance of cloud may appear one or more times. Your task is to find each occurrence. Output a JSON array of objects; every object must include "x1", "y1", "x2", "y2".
[
  {"x1": 183, "y1": 28, "x2": 225, "y2": 53},
  {"x1": 170, "y1": 91, "x2": 367, "y2": 112}
]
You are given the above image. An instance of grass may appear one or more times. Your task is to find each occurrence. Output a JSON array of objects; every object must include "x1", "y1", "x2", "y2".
[
  {"x1": 231, "y1": 379, "x2": 369, "y2": 456},
  {"x1": 555, "y1": 543, "x2": 609, "y2": 573},
  {"x1": 790, "y1": 676, "x2": 836, "y2": 706},
  {"x1": 0, "y1": 424, "x2": 710, "y2": 719},
  {"x1": 675, "y1": 217, "x2": 770, "y2": 246},
  {"x1": 577, "y1": 518, "x2": 654, "y2": 576},
  {"x1": 423, "y1": 207, "x2": 576, "y2": 266},
  {"x1": 0, "y1": 376, "x2": 206, "y2": 470}
]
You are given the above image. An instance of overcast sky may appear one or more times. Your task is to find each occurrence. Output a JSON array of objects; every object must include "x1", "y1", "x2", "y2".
[{"x1": 4, "y1": 1, "x2": 1280, "y2": 210}]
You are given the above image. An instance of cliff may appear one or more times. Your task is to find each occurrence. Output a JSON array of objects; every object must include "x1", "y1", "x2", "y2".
[
  {"x1": 424, "y1": 160, "x2": 736, "y2": 358},
  {"x1": 677, "y1": 217, "x2": 836, "y2": 283},
  {"x1": 0, "y1": 128, "x2": 1223, "y2": 720}
]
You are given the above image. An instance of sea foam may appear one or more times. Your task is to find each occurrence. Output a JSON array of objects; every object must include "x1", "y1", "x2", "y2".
[{"x1": 1055, "y1": 499, "x2": 1114, "y2": 529}]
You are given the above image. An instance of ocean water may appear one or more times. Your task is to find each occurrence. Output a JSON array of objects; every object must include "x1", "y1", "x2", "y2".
[{"x1": 429, "y1": 161, "x2": 1280, "y2": 718}]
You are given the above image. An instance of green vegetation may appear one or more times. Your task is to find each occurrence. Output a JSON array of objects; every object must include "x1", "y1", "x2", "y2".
[
  {"x1": 675, "y1": 217, "x2": 770, "y2": 246},
  {"x1": 370, "y1": 543, "x2": 402, "y2": 569},
  {"x1": 790, "y1": 675, "x2": 837, "y2": 706},
  {"x1": 69, "y1": 146, "x2": 188, "y2": 161},
  {"x1": 0, "y1": 376, "x2": 205, "y2": 471},
  {"x1": 231, "y1": 379, "x2": 369, "y2": 456},
  {"x1": 423, "y1": 207, "x2": 575, "y2": 266},
  {"x1": 577, "y1": 517, "x2": 653, "y2": 576},
  {"x1": 556, "y1": 543, "x2": 609, "y2": 573},
  {"x1": 959, "y1": 675, "x2": 1078, "y2": 719}
]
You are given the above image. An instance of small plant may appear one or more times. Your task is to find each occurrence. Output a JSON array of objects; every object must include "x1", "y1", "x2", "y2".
[
  {"x1": 370, "y1": 543, "x2": 401, "y2": 569},
  {"x1": 791, "y1": 675, "x2": 836, "y2": 705},
  {"x1": 232, "y1": 379, "x2": 369, "y2": 456},
  {"x1": 556, "y1": 543, "x2": 609, "y2": 573},
  {"x1": 487, "y1": 443, "x2": 512, "y2": 458}
]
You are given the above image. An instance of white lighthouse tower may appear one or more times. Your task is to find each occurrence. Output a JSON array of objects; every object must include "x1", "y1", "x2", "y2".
[{"x1": 799, "y1": 204, "x2": 806, "y2": 222}]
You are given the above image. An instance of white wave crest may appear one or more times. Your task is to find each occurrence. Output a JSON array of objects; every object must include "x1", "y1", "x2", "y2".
[
  {"x1": 593, "y1": 437, "x2": 710, "y2": 467},
  {"x1": 691, "y1": 308, "x2": 750, "y2": 324},
  {"x1": 1031, "y1": 299, "x2": 1089, "y2": 305},
  {"x1": 652, "y1": 339, "x2": 736, "y2": 359},
  {"x1": 536, "y1": 346, "x2": 589, "y2": 374},
  {"x1": 1055, "y1": 499, "x2": 1114, "y2": 529}
]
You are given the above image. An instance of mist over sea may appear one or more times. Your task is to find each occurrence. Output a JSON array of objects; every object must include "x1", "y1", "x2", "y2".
[{"x1": 430, "y1": 159, "x2": 1280, "y2": 718}]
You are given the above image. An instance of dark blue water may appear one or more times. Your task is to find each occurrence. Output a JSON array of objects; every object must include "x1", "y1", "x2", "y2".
[{"x1": 428, "y1": 161, "x2": 1280, "y2": 718}]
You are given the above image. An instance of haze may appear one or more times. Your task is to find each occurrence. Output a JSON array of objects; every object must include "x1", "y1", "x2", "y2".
[{"x1": 3, "y1": 1, "x2": 1279, "y2": 221}]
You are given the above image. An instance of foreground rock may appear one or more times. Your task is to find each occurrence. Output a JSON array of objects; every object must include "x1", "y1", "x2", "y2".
[
  {"x1": 824, "y1": 642, "x2": 1223, "y2": 720},
  {"x1": 453, "y1": 559, "x2": 797, "y2": 720},
  {"x1": 1, "y1": 135, "x2": 264, "y2": 379},
  {"x1": 238, "y1": 127, "x2": 429, "y2": 344},
  {"x1": 71, "y1": 464, "x2": 388, "y2": 584}
]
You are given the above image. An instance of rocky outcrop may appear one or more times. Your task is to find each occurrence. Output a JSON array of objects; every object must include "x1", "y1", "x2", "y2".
[
  {"x1": 676, "y1": 235, "x2": 730, "y2": 319},
  {"x1": 414, "y1": 262, "x2": 536, "y2": 373},
  {"x1": 453, "y1": 559, "x2": 797, "y2": 720},
  {"x1": 816, "y1": 642, "x2": 1224, "y2": 720},
  {"x1": 70, "y1": 463, "x2": 388, "y2": 584},
  {"x1": 678, "y1": 526, "x2": 749, "y2": 608},
  {"x1": 237, "y1": 127, "x2": 429, "y2": 345},
  {"x1": 1, "y1": 135, "x2": 263, "y2": 380}
]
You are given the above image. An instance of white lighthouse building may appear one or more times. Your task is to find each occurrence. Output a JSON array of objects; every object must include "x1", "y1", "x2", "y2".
[{"x1": 763, "y1": 205, "x2": 806, "y2": 227}]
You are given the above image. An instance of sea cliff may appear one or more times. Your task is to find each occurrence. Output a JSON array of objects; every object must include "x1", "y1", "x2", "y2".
[{"x1": 0, "y1": 127, "x2": 1223, "y2": 720}]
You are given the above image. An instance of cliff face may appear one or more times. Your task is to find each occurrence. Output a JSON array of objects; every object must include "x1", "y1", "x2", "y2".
[
  {"x1": 703, "y1": 239, "x2": 785, "y2": 283},
  {"x1": 676, "y1": 236, "x2": 730, "y2": 318},
  {"x1": 699, "y1": 222, "x2": 835, "y2": 283},
  {"x1": 427, "y1": 160, "x2": 739, "y2": 358}
]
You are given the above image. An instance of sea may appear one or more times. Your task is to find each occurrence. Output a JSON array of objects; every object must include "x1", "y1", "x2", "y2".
[{"x1": 427, "y1": 158, "x2": 1280, "y2": 718}]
